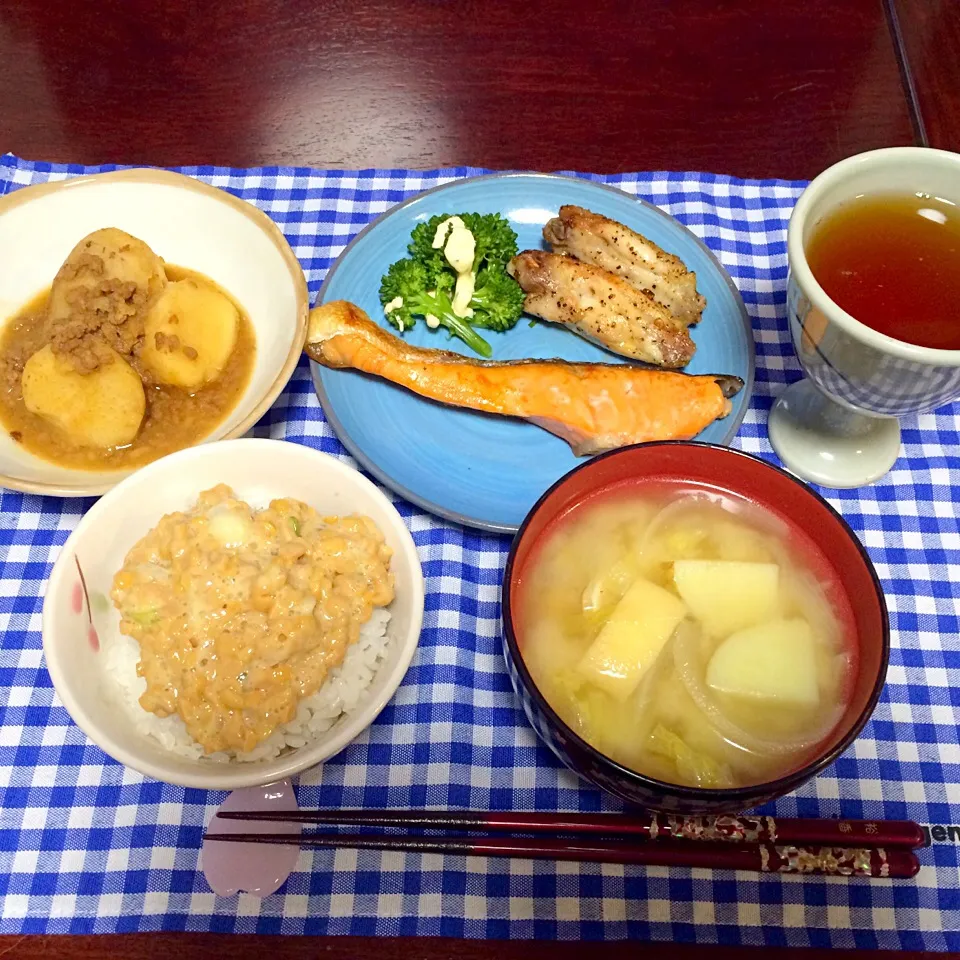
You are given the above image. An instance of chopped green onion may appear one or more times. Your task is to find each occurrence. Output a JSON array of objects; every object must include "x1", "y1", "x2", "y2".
[{"x1": 128, "y1": 607, "x2": 160, "y2": 627}]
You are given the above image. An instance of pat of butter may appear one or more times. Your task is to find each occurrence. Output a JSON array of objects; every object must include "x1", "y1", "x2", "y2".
[
  {"x1": 452, "y1": 270, "x2": 476, "y2": 317},
  {"x1": 443, "y1": 222, "x2": 475, "y2": 275},
  {"x1": 432, "y1": 216, "x2": 477, "y2": 316},
  {"x1": 383, "y1": 295, "x2": 404, "y2": 315},
  {"x1": 432, "y1": 215, "x2": 466, "y2": 249},
  {"x1": 577, "y1": 577, "x2": 687, "y2": 701}
]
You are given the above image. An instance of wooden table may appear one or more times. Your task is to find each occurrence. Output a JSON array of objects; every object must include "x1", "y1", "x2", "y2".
[
  {"x1": 0, "y1": 0, "x2": 956, "y2": 957},
  {"x1": 2, "y1": 0, "x2": 957, "y2": 178}
]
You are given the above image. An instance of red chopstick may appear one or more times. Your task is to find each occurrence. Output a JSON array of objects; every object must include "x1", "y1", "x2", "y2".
[
  {"x1": 204, "y1": 831, "x2": 919, "y2": 878},
  {"x1": 214, "y1": 808, "x2": 927, "y2": 850}
]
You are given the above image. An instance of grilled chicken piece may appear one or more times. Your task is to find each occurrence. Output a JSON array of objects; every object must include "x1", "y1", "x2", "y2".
[
  {"x1": 306, "y1": 301, "x2": 741, "y2": 456},
  {"x1": 507, "y1": 250, "x2": 695, "y2": 368},
  {"x1": 543, "y1": 205, "x2": 706, "y2": 326}
]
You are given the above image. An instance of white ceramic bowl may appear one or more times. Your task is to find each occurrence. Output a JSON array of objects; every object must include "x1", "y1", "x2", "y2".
[
  {"x1": 42, "y1": 438, "x2": 425, "y2": 789},
  {"x1": 0, "y1": 169, "x2": 308, "y2": 496}
]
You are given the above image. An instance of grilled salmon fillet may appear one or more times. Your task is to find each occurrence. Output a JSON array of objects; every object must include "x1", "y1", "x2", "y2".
[
  {"x1": 543, "y1": 205, "x2": 707, "y2": 326},
  {"x1": 306, "y1": 301, "x2": 741, "y2": 456},
  {"x1": 507, "y1": 250, "x2": 695, "y2": 368}
]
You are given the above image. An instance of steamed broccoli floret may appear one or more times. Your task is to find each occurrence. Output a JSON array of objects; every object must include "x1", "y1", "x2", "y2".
[
  {"x1": 410, "y1": 212, "x2": 519, "y2": 273},
  {"x1": 408, "y1": 217, "x2": 451, "y2": 281},
  {"x1": 379, "y1": 259, "x2": 492, "y2": 358},
  {"x1": 382, "y1": 212, "x2": 524, "y2": 355},
  {"x1": 469, "y1": 266, "x2": 526, "y2": 332},
  {"x1": 459, "y1": 212, "x2": 519, "y2": 271}
]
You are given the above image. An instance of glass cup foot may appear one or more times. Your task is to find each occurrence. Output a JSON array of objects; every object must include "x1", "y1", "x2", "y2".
[{"x1": 768, "y1": 379, "x2": 901, "y2": 488}]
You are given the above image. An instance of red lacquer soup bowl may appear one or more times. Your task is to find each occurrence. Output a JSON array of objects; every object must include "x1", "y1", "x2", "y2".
[{"x1": 501, "y1": 442, "x2": 889, "y2": 814}]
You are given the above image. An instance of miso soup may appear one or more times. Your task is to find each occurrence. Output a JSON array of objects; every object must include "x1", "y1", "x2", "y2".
[{"x1": 516, "y1": 488, "x2": 857, "y2": 790}]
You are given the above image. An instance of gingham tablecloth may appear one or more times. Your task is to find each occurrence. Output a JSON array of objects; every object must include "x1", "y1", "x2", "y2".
[{"x1": 1, "y1": 154, "x2": 959, "y2": 950}]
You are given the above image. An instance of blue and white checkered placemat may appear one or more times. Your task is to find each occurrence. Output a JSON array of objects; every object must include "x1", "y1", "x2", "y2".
[{"x1": 1, "y1": 153, "x2": 959, "y2": 949}]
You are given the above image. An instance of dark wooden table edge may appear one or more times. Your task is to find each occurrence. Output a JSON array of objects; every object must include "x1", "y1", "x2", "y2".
[
  {"x1": 0, "y1": 934, "x2": 948, "y2": 959},
  {"x1": 882, "y1": 0, "x2": 929, "y2": 145},
  {"x1": 888, "y1": 0, "x2": 960, "y2": 153}
]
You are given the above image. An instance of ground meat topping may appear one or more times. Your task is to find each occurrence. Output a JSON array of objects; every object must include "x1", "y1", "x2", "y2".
[
  {"x1": 47, "y1": 255, "x2": 154, "y2": 374},
  {"x1": 154, "y1": 331, "x2": 180, "y2": 353}
]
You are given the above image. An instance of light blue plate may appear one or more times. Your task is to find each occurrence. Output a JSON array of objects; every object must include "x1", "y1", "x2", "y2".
[{"x1": 313, "y1": 173, "x2": 754, "y2": 533}]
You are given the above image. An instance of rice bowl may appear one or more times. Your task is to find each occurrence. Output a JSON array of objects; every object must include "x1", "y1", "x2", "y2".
[
  {"x1": 103, "y1": 608, "x2": 392, "y2": 764},
  {"x1": 42, "y1": 438, "x2": 425, "y2": 790}
]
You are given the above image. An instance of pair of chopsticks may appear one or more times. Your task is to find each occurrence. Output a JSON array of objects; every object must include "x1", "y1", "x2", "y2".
[{"x1": 206, "y1": 809, "x2": 925, "y2": 878}]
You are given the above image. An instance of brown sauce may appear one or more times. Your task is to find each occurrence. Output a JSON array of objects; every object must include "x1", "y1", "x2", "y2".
[{"x1": 0, "y1": 265, "x2": 255, "y2": 470}]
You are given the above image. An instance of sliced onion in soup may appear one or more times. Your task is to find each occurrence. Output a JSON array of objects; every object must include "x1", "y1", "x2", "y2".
[
  {"x1": 636, "y1": 495, "x2": 712, "y2": 565},
  {"x1": 581, "y1": 555, "x2": 638, "y2": 617},
  {"x1": 638, "y1": 493, "x2": 791, "y2": 573}
]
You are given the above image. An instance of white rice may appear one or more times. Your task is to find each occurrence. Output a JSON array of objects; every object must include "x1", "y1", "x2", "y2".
[{"x1": 102, "y1": 608, "x2": 391, "y2": 762}]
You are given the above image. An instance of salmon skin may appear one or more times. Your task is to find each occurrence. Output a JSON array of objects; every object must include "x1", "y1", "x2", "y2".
[{"x1": 306, "y1": 301, "x2": 743, "y2": 457}]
